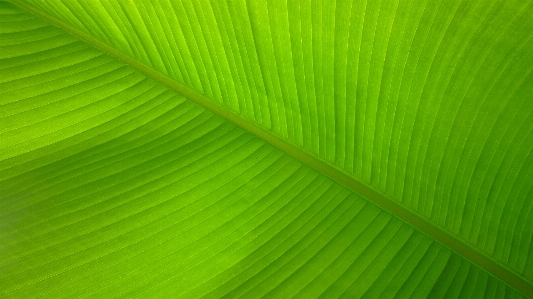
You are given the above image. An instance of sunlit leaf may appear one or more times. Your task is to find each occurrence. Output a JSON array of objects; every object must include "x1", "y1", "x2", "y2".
[{"x1": 1, "y1": 0, "x2": 532, "y2": 298}]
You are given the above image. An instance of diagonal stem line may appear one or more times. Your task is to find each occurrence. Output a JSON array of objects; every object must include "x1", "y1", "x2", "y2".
[{"x1": 7, "y1": 0, "x2": 533, "y2": 297}]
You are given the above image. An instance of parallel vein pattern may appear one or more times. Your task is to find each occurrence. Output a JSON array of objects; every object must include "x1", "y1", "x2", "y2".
[
  {"x1": 9, "y1": 0, "x2": 533, "y2": 283},
  {"x1": 0, "y1": 3, "x2": 528, "y2": 298}
]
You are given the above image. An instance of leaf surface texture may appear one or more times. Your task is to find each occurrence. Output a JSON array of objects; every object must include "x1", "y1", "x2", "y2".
[{"x1": 1, "y1": 1, "x2": 532, "y2": 298}]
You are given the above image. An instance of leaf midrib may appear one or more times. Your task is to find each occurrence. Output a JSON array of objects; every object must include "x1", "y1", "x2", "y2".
[{"x1": 7, "y1": 0, "x2": 533, "y2": 297}]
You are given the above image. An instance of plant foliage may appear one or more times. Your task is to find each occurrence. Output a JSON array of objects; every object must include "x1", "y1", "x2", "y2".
[{"x1": 1, "y1": 0, "x2": 532, "y2": 298}]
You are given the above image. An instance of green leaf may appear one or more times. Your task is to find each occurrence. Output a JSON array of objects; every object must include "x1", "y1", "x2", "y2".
[{"x1": 1, "y1": 0, "x2": 532, "y2": 298}]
